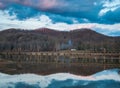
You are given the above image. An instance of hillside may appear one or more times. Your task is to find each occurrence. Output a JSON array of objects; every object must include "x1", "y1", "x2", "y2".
[{"x1": 0, "y1": 28, "x2": 120, "y2": 52}]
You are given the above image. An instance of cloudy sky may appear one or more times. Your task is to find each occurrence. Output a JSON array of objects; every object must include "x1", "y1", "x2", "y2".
[{"x1": 0, "y1": 0, "x2": 120, "y2": 36}]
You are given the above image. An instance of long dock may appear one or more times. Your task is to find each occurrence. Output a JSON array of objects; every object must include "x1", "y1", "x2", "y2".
[{"x1": 1, "y1": 51, "x2": 120, "y2": 57}]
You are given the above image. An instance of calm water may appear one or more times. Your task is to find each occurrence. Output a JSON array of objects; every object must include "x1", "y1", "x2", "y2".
[
  {"x1": 0, "y1": 54, "x2": 120, "y2": 75},
  {"x1": 0, "y1": 54, "x2": 120, "y2": 88}
]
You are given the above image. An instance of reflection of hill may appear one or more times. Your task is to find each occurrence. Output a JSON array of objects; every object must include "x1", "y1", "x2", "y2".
[{"x1": 0, "y1": 28, "x2": 120, "y2": 52}]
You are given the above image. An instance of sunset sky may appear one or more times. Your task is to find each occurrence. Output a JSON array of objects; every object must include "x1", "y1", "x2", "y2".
[{"x1": 0, "y1": 0, "x2": 120, "y2": 36}]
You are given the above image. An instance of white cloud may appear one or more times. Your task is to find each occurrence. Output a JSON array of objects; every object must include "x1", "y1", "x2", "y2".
[
  {"x1": 0, "y1": 9, "x2": 120, "y2": 36},
  {"x1": 92, "y1": 23, "x2": 120, "y2": 36},
  {"x1": 0, "y1": 10, "x2": 53, "y2": 29},
  {"x1": 102, "y1": 0, "x2": 120, "y2": 8},
  {"x1": 0, "y1": 9, "x2": 94, "y2": 30},
  {"x1": 93, "y1": 23, "x2": 120, "y2": 31},
  {"x1": 99, "y1": 0, "x2": 120, "y2": 16}
]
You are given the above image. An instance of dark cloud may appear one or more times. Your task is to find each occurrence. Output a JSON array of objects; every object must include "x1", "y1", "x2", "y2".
[{"x1": 4, "y1": 4, "x2": 90, "y2": 24}]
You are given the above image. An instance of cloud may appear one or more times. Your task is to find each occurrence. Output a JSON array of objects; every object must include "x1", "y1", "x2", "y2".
[
  {"x1": 92, "y1": 23, "x2": 120, "y2": 36},
  {"x1": 99, "y1": 0, "x2": 120, "y2": 16},
  {"x1": 0, "y1": 1, "x2": 6, "y2": 8},
  {"x1": 40, "y1": 0, "x2": 58, "y2": 10},
  {"x1": 0, "y1": 2, "x2": 3, "y2": 8},
  {"x1": 0, "y1": 9, "x2": 90, "y2": 30},
  {"x1": 0, "y1": 0, "x2": 59, "y2": 10},
  {"x1": 3, "y1": 4, "x2": 91, "y2": 24},
  {"x1": 0, "y1": 0, "x2": 120, "y2": 24},
  {"x1": 0, "y1": 9, "x2": 120, "y2": 36},
  {"x1": 0, "y1": 0, "x2": 120, "y2": 36}
]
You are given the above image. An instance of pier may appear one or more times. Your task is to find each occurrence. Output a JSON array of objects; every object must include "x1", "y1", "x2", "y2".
[{"x1": 1, "y1": 51, "x2": 120, "y2": 57}]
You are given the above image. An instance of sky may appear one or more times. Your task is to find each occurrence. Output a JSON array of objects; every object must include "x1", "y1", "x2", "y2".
[{"x1": 0, "y1": 0, "x2": 120, "y2": 36}]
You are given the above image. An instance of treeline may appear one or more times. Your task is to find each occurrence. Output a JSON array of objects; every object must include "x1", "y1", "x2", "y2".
[
  {"x1": 0, "y1": 28, "x2": 120, "y2": 52},
  {"x1": 0, "y1": 29, "x2": 56, "y2": 52}
]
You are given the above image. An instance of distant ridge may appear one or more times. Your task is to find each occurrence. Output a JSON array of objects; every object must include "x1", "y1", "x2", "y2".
[
  {"x1": 0, "y1": 28, "x2": 120, "y2": 52},
  {"x1": 34, "y1": 28, "x2": 63, "y2": 36}
]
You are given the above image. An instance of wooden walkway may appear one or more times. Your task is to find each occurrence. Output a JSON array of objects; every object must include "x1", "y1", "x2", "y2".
[{"x1": 0, "y1": 51, "x2": 120, "y2": 58}]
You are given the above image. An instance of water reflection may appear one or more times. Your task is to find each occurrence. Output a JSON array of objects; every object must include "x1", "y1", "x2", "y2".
[
  {"x1": 0, "y1": 54, "x2": 120, "y2": 75},
  {"x1": 1, "y1": 54, "x2": 120, "y2": 64}
]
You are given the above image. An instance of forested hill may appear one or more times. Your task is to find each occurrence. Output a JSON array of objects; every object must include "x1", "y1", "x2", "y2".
[{"x1": 0, "y1": 28, "x2": 120, "y2": 52}]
